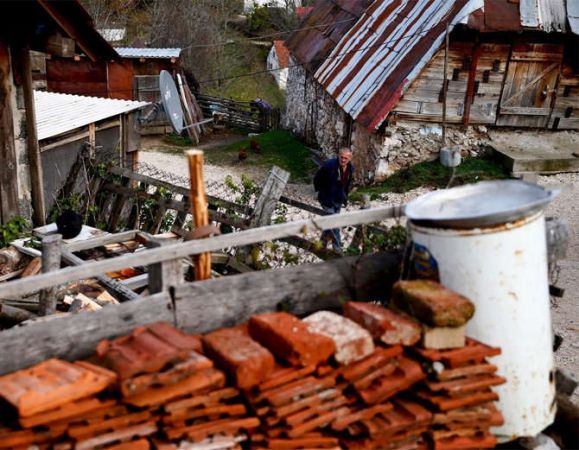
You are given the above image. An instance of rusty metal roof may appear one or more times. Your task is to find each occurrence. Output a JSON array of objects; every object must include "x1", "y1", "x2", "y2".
[
  {"x1": 285, "y1": 0, "x2": 374, "y2": 73},
  {"x1": 314, "y1": 0, "x2": 484, "y2": 131}
]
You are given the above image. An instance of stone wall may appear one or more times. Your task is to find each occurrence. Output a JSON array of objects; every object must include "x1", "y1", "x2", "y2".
[{"x1": 283, "y1": 60, "x2": 491, "y2": 185}]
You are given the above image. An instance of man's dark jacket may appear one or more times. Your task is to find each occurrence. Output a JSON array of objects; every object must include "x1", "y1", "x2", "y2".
[{"x1": 314, "y1": 157, "x2": 354, "y2": 209}]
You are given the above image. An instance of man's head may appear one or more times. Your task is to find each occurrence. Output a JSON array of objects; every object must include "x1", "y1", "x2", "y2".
[{"x1": 338, "y1": 147, "x2": 352, "y2": 168}]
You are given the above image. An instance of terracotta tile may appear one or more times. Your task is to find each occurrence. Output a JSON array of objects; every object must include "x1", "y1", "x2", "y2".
[
  {"x1": 0, "y1": 359, "x2": 116, "y2": 417},
  {"x1": 164, "y1": 387, "x2": 239, "y2": 413},
  {"x1": 344, "y1": 302, "x2": 422, "y2": 346},
  {"x1": 304, "y1": 311, "x2": 375, "y2": 364},
  {"x1": 146, "y1": 322, "x2": 202, "y2": 353},
  {"x1": 165, "y1": 416, "x2": 260, "y2": 441},
  {"x1": 332, "y1": 404, "x2": 394, "y2": 431},
  {"x1": 102, "y1": 438, "x2": 150, "y2": 450},
  {"x1": 47, "y1": 404, "x2": 128, "y2": 432},
  {"x1": 284, "y1": 395, "x2": 351, "y2": 427},
  {"x1": 273, "y1": 388, "x2": 342, "y2": 419},
  {"x1": 266, "y1": 436, "x2": 339, "y2": 449},
  {"x1": 341, "y1": 346, "x2": 403, "y2": 382},
  {"x1": 258, "y1": 365, "x2": 317, "y2": 392},
  {"x1": 120, "y1": 352, "x2": 213, "y2": 397},
  {"x1": 436, "y1": 363, "x2": 497, "y2": 381},
  {"x1": 74, "y1": 420, "x2": 157, "y2": 450},
  {"x1": 249, "y1": 312, "x2": 336, "y2": 367},
  {"x1": 19, "y1": 397, "x2": 115, "y2": 428},
  {"x1": 287, "y1": 406, "x2": 349, "y2": 438},
  {"x1": 202, "y1": 327, "x2": 275, "y2": 389},
  {"x1": 162, "y1": 403, "x2": 247, "y2": 425},
  {"x1": 358, "y1": 356, "x2": 425, "y2": 405},
  {"x1": 414, "y1": 389, "x2": 499, "y2": 411},
  {"x1": 353, "y1": 360, "x2": 398, "y2": 390},
  {"x1": 412, "y1": 338, "x2": 501, "y2": 368},
  {"x1": 432, "y1": 403, "x2": 496, "y2": 426},
  {"x1": 425, "y1": 374, "x2": 506, "y2": 395},
  {"x1": 431, "y1": 431, "x2": 496, "y2": 450},
  {"x1": 0, "y1": 428, "x2": 55, "y2": 449},
  {"x1": 123, "y1": 367, "x2": 225, "y2": 408},
  {"x1": 392, "y1": 280, "x2": 475, "y2": 327},
  {"x1": 68, "y1": 410, "x2": 152, "y2": 439},
  {"x1": 266, "y1": 376, "x2": 337, "y2": 407}
]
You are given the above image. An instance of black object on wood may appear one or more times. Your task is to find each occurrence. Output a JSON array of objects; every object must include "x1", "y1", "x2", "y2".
[{"x1": 56, "y1": 210, "x2": 83, "y2": 239}]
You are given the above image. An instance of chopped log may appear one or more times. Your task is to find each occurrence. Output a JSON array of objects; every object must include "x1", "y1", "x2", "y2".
[
  {"x1": 0, "y1": 303, "x2": 37, "y2": 323},
  {"x1": 20, "y1": 257, "x2": 42, "y2": 277},
  {"x1": 39, "y1": 235, "x2": 62, "y2": 316},
  {"x1": 0, "y1": 246, "x2": 25, "y2": 272},
  {"x1": 0, "y1": 252, "x2": 401, "y2": 374}
]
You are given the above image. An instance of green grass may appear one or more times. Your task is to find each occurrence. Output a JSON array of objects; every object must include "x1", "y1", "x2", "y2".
[
  {"x1": 205, "y1": 34, "x2": 285, "y2": 109},
  {"x1": 351, "y1": 156, "x2": 511, "y2": 201},
  {"x1": 204, "y1": 130, "x2": 316, "y2": 182}
]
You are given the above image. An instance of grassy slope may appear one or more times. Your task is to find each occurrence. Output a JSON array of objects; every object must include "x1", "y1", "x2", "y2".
[
  {"x1": 351, "y1": 157, "x2": 511, "y2": 201},
  {"x1": 204, "y1": 130, "x2": 316, "y2": 182}
]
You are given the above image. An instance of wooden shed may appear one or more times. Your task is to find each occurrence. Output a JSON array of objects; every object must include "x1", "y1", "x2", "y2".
[{"x1": 0, "y1": 0, "x2": 118, "y2": 226}]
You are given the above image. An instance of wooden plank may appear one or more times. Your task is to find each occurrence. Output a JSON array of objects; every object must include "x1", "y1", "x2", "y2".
[
  {"x1": 65, "y1": 231, "x2": 137, "y2": 252},
  {"x1": 500, "y1": 106, "x2": 552, "y2": 115},
  {"x1": 250, "y1": 166, "x2": 290, "y2": 227},
  {"x1": 61, "y1": 250, "x2": 140, "y2": 302},
  {"x1": 147, "y1": 239, "x2": 182, "y2": 295},
  {"x1": 38, "y1": 235, "x2": 62, "y2": 316},
  {"x1": 0, "y1": 205, "x2": 404, "y2": 298},
  {"x1": 0, "y1": 252, "x2": 399, "y2": 374}
]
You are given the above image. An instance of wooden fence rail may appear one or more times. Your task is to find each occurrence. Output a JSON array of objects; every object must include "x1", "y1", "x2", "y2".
[{"x1": 0, "y1": 205, "x2": 404, "y2": 299}]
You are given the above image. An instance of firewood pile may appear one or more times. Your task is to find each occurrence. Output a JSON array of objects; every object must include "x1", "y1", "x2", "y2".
[{"x1": 0, "y1": 281, "x2": 505, "y2": 450}]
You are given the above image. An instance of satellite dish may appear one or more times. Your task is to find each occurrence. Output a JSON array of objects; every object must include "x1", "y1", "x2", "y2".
[{"x1": 159, "y1": 70, "x2": 184, "y2": 134}]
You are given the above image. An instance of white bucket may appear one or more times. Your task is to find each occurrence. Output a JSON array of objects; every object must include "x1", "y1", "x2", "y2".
[{"x1": 409, "y1": 211, "x2": 556, "y2": 440}]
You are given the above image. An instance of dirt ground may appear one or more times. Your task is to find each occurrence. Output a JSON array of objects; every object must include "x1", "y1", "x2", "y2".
[{"x1": 141, "y1": 138, "x2": 578, "y2": 404}]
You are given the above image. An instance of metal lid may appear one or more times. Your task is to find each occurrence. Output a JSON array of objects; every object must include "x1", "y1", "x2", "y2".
[{"x1": 405, "y1": 180, "x2": 560, "y2": 228}]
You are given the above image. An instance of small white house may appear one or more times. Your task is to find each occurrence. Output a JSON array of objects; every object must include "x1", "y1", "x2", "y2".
[
  {"x1": 267, "y1": 40, "x2": 289, "y2": 90},
  {"x1": 244, "y1": 0, "x2": 301, "y2": 12}
]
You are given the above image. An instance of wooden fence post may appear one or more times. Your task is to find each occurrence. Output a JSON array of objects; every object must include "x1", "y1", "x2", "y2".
[
  {"x1": 250, "y1": 166, "x2": 290, "y2": 228},
  {"x1": 39, "y1": 234, "x2": 62, "y2": 316},
  {"x1": 147, "y1": 239, "x2": 183, "y2": 294},
  {"x1": 186, "y1": 150, "x2": 211, "y2": 280}
]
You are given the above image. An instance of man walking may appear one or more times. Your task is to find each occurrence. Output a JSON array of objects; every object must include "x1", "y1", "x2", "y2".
[{"x1": 313, "y1": 147, "x2": 354, "y2": 251}]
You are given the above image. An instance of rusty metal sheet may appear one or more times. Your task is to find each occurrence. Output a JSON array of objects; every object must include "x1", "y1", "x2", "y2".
[
  {"x1": 484, "y1": 0, "x2": 522, "y2": 31},
  {"x1": 313, "y1": 0, "x2": 483, "y2": 131}
]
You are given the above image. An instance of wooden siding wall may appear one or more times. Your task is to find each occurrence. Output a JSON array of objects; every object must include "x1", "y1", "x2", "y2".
[
  {"x1": 46, "y1": 58, "x2": 108, "y2": 97},
  {"x1": 392, "y1": 39, "x2": 578, "y2": 130}
]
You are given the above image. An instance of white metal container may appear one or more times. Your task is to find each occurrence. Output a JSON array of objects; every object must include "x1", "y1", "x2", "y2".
[{"x1": 409, "y1": 211, "x2": 556, "y2": 440}]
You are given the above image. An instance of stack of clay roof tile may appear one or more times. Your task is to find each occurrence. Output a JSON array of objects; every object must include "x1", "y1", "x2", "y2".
[{"x1": 0, "y1": 280, "x2": 505, "y2": 450}]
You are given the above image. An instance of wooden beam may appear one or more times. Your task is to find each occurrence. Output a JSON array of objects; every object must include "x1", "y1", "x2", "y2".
[
  {"x1": 16, "y1": 45, "x2": 46, "y2": 226},
  {"x1": 0, "y1": 205, "x2": 404, "y2": 298},
  {"x1": 42, "y1": 34, "x2": 75, "y2": 58},
  {"x1": 0, "y1": 41, "x2": 19, "y2": 223},
  {"x1": 0, "y1": 252, "x2": 400, "y2": 374}
]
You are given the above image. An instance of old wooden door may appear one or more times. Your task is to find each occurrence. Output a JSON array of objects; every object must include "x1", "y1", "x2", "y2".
[{"x1": 497, "y1": 43, "x2": 564, "y2": 128}]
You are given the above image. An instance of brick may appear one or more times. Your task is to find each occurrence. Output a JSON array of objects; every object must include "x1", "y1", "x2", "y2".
[
  {"x1": 164, "y1": 387, "x2": 240, "y2": 413},
  {"x1": 431, "y1": 432, "x2": 496, "y2": 450},
  {"x1": 425, "y1": 374, "x2": 506, "y2": 395},
  {"x1": 19, "y1": 397, "x2": 115, "y2": 428},
  {"x1": 102, "y1": 438, "x2": 150, "y2": 450},
  {"x1": 258, "y1": 365, "x2": 317, "y2": 392},
  {"x1": 265, "y1": 376, "x2": 337, "y2": 407},
  {"x1": 274, "y1": 388, "x2": 342, "y2": 419},
  {"x1": 68, "y1": 410, "x2": 152, "y2": 439},
  {"x1": 166, "y1": 417, "x2": 260, "y2": 441},
  {"x1": 422, "y1": 325, "x2": 465, "y2": 350},
  {"x1": 202, "y1": 327, "x2": 275, "y2": 389},
  {"x1": 332, "y1": 404, "x2": 394, "y2": 431},
  {"x1": 123, "y1": 367, "x2": 225, "y2": 408},
  {"x1": 266, "y1": 436, "x2": 339, "y2": 448},
  {"x1": 96, "y1": 323, "x2": 201, "y2": 380},
  {"x1": 249, "y1": 312, "x2": 336, "y2": 367},
  {"x1": 287, "y1": 406, "x2": 349, "y2": 438},
  {"x1": 284, "y1": 395, "x2": 351, "y2": 427},
  {"x1": 0, "y1": 359, "x2": 116, "y2": 417},
  {"x1": 436, "y1": 363, "x2": 497, "y2": 381},
  {"x1": 303, "y1": 311, "x2": 375, "y2": 365},
  {"x1": 392, "y1": 280, "x2": 475, "y2": 327},
  {"x1": 344, "y1": 302, "x2": 422, "y2": 346},
  {"x1": 414, "y1": 388, "x2": 499, "y2": 411}
]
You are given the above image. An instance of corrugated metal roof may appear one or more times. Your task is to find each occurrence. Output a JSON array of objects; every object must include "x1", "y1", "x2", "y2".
[
  {"x1": 520, "y1": 0, "x2": 568, "y2": 33},
  {"x1": 115, "y1": 48, "x2": 181, "y2": 59},
  {"x1": 314, "y1": 0, "x2": 483, "y2": 131},
  {"x1": 34, "y1": 91, "x2": 149, "y2": 140},
  {"x1": 569, "y1": 0, "x2": 579, "y2": 34}
]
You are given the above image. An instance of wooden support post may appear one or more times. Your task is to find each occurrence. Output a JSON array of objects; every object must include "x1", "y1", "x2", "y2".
[
  {"x1": 441, "y1": 21, "x2": 450, "y2": 146},
  {"x1": 17, "y1": 45, "x2": 46, "y2": 225},
  {"x1": 250, "y1": 166, "x2": 290, "y2": 227},
  {"x1": 186, "y1": 150, "x2": 211, "y2": 280},
  {"x1": 39, "y1": 234, "x2": 62, "y2": 316},
  {"x1": 147, "y1": 239, "x2": 182, "y2": 294}
]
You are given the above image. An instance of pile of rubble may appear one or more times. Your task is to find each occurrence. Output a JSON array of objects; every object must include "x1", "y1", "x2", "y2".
[{"x1": 0, "y1": 281, "x2": 505, "y2": 450}]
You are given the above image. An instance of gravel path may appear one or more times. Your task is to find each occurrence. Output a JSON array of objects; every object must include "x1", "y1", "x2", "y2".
[{"x1": 141, "y1": 147, "x2": 578, "y2": 403}]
